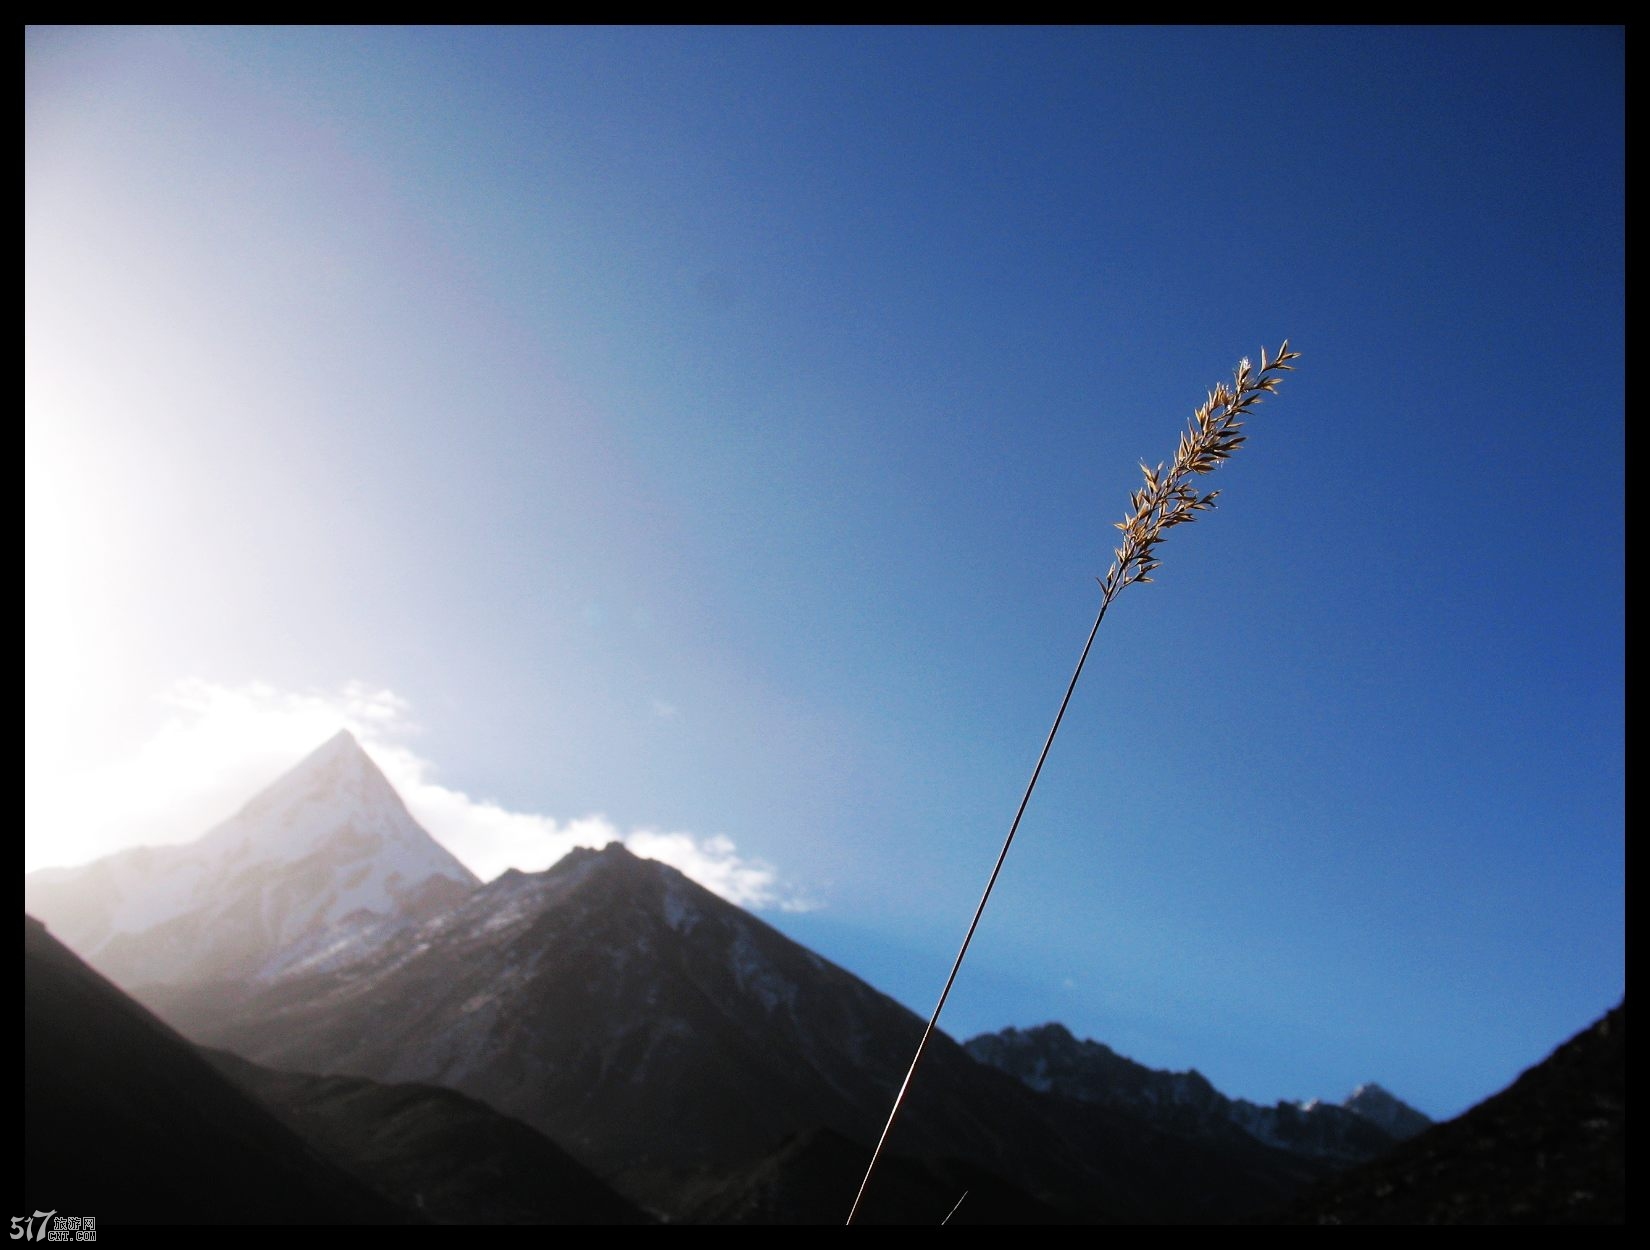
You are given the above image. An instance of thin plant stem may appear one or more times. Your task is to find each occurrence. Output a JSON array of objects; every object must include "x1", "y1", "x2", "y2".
[
  {"x1": 844, "y1": 343, "x2": 1296, "y2": 1226},
  {"x1": 846, "y1": 592, "x2": 1113, "y2": 1225}
]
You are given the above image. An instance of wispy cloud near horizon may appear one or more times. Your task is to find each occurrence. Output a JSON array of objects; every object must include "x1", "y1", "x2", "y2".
[{"x1": 24, "y1": 679, "x2": 817, "y2": 913}]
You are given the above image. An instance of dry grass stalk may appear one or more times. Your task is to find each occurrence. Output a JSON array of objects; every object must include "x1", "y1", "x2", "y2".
[{"x1": 847, "y1": 342, "x2": 1299, "y2": 1226}]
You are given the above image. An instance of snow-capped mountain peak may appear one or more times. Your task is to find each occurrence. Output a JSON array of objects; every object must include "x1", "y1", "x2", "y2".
[
  {"x1": 217, "y1": 729, "x2": 393, "y2": 848},
  {"x1": 199, "y1": 729, "x2": 462, "y2": 879},
  {"x1": 24, "y1": 731, "x2": 478, "y2": 990}
]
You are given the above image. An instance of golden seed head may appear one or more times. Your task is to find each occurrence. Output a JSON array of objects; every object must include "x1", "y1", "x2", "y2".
[{"x1": 1101, "y1": 344, "x2": 1297, "y2": 601}]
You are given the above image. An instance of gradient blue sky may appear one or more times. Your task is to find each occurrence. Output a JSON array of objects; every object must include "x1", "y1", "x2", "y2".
[{"x1": 26, "y1": 26, "x2": 1623, "y2": 1121}]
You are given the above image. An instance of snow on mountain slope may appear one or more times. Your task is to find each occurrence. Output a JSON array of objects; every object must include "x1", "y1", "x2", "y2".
[{"x1": 24, "y1": 730, "x2": 478, "y2": 990}]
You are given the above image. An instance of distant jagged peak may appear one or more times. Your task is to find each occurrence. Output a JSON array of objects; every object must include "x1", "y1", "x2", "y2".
[
  {"x1": 545, "y1": 838, "x2": 718, "y2": 902},
  {"x1": 965, "y1": 1018, "x2": 1418, "y2": 1164},
  {"x1": 460, "y1": 840, "x2": 669, "y2": 934},
  {"x1": 974, "y1": 1020, "x2": 1201, "y2": 1080},
  {"x1": 1016, "y1": 1021, "x2": 1078, "y2": 1045},
  {"x1": 559, "y1": 839, "x2": 638, "y2": 867},
  {"x1": 1342, "y1": 1081, "x2": 1432, "y2": 1139}
]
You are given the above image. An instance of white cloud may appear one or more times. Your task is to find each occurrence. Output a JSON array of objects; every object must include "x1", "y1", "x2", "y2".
[
  {"x1": 23, "y1": 679, "x2": 816, "y2": 913},
  {"x1": 624, "y1": 830, "x2": 817, "y2": 913}
]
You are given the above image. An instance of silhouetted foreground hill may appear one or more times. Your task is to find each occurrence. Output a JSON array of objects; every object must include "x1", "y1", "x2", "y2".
[
  {"x1": 204, "y1": 1050, "x2": 649, "y2": 1224},
  {"x1": 671, "y1": 1126, "x2": 1070, "y2": 1225},
  {"x1": 24, "y1": 915, "x2": 413, "y2": 1225},
  {"x1": 1265, "y1": 1001, "x2": 1625, "y2": 1225}
]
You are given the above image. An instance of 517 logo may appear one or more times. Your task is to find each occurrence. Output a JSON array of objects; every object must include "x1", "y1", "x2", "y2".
[{"x1": 10, "y1": 1214, "x2": 95, "y2": 1242}]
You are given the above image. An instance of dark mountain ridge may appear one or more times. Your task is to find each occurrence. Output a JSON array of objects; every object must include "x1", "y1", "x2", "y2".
[
  {"x1": 157, "y1": 842, "x2": 1338, "y2": 1222},
  {"x1": 965, "y1": 1021, "x2": 1425, "y2": 1165}
]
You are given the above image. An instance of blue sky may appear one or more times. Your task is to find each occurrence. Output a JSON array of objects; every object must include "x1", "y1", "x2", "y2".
[{"x1": 25, "y1": 26, "x2": 1623, "y2": 1121}]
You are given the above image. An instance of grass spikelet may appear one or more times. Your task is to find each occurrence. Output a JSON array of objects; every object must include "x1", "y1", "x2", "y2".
[{"x1": 1103, "y1": 341, "x2": 1299, "y2": 597}]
